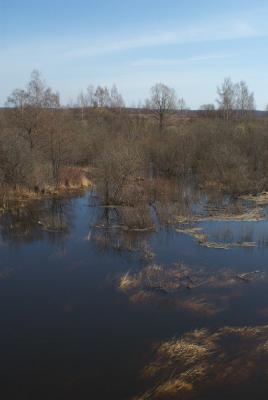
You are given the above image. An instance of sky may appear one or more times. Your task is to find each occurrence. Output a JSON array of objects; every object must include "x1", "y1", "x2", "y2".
[{"x1": 1, "y1": 0, "x2": 268, "y2": 109}]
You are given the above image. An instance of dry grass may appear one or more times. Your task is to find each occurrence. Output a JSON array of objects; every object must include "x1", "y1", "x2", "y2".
[
  {"x1": 240, "y1": 192, "x2": 268, "y2": 205},
  {"x1": 179, "y1": 297, "x2": 224, "y2": 316},
  {"x1": 134, "y1": 324, "x2": 268, "y2": 399},
  {"x1": 0, "y1": 184, "x2": 90, "y2": 206},
  {"x1": 59, "y1": 166, "x2": 92, "y2": 189},
  {"x1": 0, "y1": 167, "x2": 92, "y2": 209},
  {"x1": 119, "y1": 264, "x2": 266, "y2": 317},
  {"x1": 174, "y1": 207, "x2": 265, "y2": 225},
  {"x1": 119, "y1": 264, "x2": 194, "y2": 294},
  {"x1": 200, "y1": 207, "x2": 265, "y2": 222},
  {"x1": 119, "y1": 264, "x2": 265, "y2": 295},
  {"x1": 176, "y1": 226, "x2": 256, "y2": 249}
]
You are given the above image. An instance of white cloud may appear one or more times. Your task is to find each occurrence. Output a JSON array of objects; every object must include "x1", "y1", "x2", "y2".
[
  {"x1": 1, "y1": 6, "x2": 268, "y2": 108},
  {"x1": 62, "y1": 18, "x2": 268, "y2": 59},
  {"x1": 63, "y1": 32, "x2": 179, "y2": 58},
  {"x1": 131, "y1": 53, "x2": 235, "y2": 67}
]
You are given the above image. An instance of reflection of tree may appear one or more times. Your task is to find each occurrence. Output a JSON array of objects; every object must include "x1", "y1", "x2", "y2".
[
  {"x1": 151, "y1": 178, "x2": 196, "y2": 225},
  {"x1": 0, "y1": 197, "x2": 72, "y2": 246},
  {"x1": 39, "y1": 198, "x2": 70, "y2": 232},
  {"x1": 213, "y1": 225, "x2": 254, "y2": 244},
  {"x1": 88, "y1": 206, "x2": 151, "y2": 254}
]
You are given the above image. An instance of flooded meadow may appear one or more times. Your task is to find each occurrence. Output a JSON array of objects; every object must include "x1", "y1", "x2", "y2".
[{"x1": 1, "y1": 185, "x2": 268, "y2": 399}]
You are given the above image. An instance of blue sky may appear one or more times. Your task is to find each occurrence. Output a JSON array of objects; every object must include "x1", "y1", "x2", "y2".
[{"x1": 1, "y1": 0, "x2": 268, "y2": 108}]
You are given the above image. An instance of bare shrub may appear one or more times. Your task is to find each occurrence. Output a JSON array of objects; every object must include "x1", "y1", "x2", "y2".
[{"x1": 94, "y1": 139, "x2": 144, "y2": 205}]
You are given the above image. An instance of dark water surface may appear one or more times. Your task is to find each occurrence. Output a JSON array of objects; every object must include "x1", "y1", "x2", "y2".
[{"x1": 1, "y1": 191, "x2": 268, "y2": 399}]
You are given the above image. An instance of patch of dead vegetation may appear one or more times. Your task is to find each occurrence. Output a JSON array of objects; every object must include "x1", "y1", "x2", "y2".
[
  {"x1": 119, "y1": 264, "x2": 266, "y2": 316},
  {"x1": 240, "y1": 192, "x2": 268, "y2": 205},
  {"x1": 119, "y1": 264, "x2": 194, "y2": 294},
  {"x1": 133, "y1": 325, "x2": 268, "y2": 399},
  {"x1": 200, "y1": 207, "x2": 265, "y2": 222},
  {"x1": 174, "y1": 207, "x2": 265, "y2": 225},
  {"x1": 0, "y1": 167, "x2": 92, "y2": 210},
  {"x1": 179, "y1": 297, "x2": 226, "y2": 316},
  {"x1": 119, "y1": 206, "x2": 155, "y2": 231},
  {"x1": 176, "y1": 226, "x2": 256, "y2": 249}
]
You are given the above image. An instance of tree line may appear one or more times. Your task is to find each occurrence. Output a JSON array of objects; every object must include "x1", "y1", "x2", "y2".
[
  {"x1": 1, "y1": 70, "x2": 268, "y2": 210},
  {"x1": 73, "y1": 77, "x2": 259, "y2": 131}
]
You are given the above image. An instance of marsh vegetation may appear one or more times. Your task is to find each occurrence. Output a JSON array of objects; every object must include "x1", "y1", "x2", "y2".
[
  {"x1": 133, "y1": 325, "x2": 268, "y2": 400},
  {"x1": 1, "y1": 71, "x2": 268, "y2": 399},
  {"x1": 1, "y1": 71, "x2": 268, "y2": 213}
]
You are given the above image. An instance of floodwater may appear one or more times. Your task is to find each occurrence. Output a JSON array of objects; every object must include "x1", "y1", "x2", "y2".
[{"x1": 1, "y1": 190, "x2": 268, "y2": 399}]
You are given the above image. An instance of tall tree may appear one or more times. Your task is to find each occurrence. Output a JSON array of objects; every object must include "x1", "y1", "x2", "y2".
[
  {"x1": 110, "y1": 84, "x2": 125, "y2": 108},
  {"x1": 146, "y1": 83, "x2": 177, "y2": 132},
  {"x1": 77, "y1": 91, "x2": 88, "y2": 121},
  {"x1": 216, "y1": 77, "x2": 236, "y2": 121},
  {"x1": 94, "y1": 86, "x2": 111, "y2": 107},
  {"x1": 216, "y1": 78, "x2": 255, "y2": 120},
  {"x1": 6, "y1": 70, "x2": 60, "y2": 150},
  {"x1": 41, "y1": 111, "x2": 75, "y2": 186},
  {"x1": 235, "y1": 81, "x2": 255, "y2": 116}
]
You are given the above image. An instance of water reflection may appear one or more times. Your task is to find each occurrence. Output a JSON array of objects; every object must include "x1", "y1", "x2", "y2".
[
  {"x1": 0, "y1": 197, "x2": 73, "y2": 246},
  {"x1": 198, "y1": 220, "x2": 268, "y2": 249},
  {"x1": 0, "y1": 188, "x2": 268, "y2": 399},
  {"x1": 87, "y1": 206, "x2": 152, "y2": 255}
]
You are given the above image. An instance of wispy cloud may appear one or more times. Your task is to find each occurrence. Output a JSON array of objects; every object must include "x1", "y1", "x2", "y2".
[
  {"x1": 62, "y1": 32, "x2": 178, "y2": 58},
  {"x1": 63, "y1": 18, "x2": 268, "y2": 59},
  {"x1": 2, "y1": 11, "x2": 267, "y2": 64},
  {"x1": 131, "y1": 53, "x2": 235, "y2": 67},
  {"x1": 1, "y1": 5, "x2": 268, "y2": 108}
]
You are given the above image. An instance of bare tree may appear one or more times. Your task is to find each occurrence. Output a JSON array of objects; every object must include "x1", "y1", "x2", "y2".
[
  {"x1": 94, "y1": 86, "x2": 111, "y2": 107},
  {"x1": 0, "y1": 121, "x2": 33, "y2": 189},
  {"x1": 235, "y1": 81, "x2": 255, "y2": 117},
  {"x1": 177, "y1": 98, "x2": 187, "y2": 111},
  {"x1": 41, "y1": 111, "x2": 75, "y2": 186},
  {"x1": 77, "y1": 91, "x2": 89, "y2": 121},
  {"x1": 216, "y1": 78, "x2": 255, "y2": 120},
  {"x1": 177, "y1": 97, "x2": 190, "y2": 117},
  {"x1": 199, "y1": 104, "x2": 216, "y2": 118},
  {"x1": 26, "y1": 70, "x2": 59, "y2": 107},
  {"x1": 6, "y1": 70, "x2": 60, "y2": 150},
  {"x1": 77, "y1": 84, "x2": 125, "y2": 110},
  {"x1": 87, "y1": 85, "x2": 95, "y2": 106},
  {"x1": 110, "y1": 84, "x2": 125, "y2": 108},
  {"x1": 216, "y1": 77, "x2": 236, "y2": 121},
  {"x1": 95, "y1": 140, "x2": 143, "y2": 205},
  {"x1": 146, "y1": 83, "x2": 178, "y2": 132},
  {"x1": 200, "y1": 103, "x2": 215, "y2": 111}
]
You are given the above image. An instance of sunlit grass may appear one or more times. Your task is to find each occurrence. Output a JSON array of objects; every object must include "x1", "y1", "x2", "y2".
[
  {"x1": 119, "y1": 263, "x2": 267, "y2": 317},
  {"x1": 134, "y1": 325, "x2": 268, "y2": 399}
]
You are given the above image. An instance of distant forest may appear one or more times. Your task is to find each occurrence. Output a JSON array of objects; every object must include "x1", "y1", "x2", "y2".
[{"x1": 1, "y1": 70, "x2": 268, "y2": 209}]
